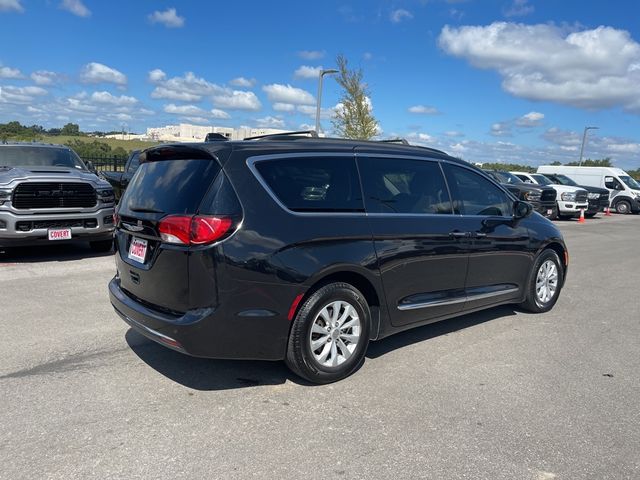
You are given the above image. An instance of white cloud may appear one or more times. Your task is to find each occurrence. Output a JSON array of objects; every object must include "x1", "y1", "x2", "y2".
[
  {"x1": 439, "y1": 23, "x2": 640, "y2": 112},
  {"x1": 211, "y1": 108, "x2": 230, "y2": 119},
  {"x1": 151, "y1": 71, "x2": 225, "y2": 102},
  {"x1": 0, "y1": 0, "x2": 23, "y2": 13},
  {"x1": 490, "y1": 122, "x2": 512, "y2": 137},
  {"x1": 390, "y1": 9, "x2": 413, "y2": 23},
  {"x1": 60, "y1": 0, "x2": 90, "y2": 17},
  {"x1": 163, "y1": 103, "x2": 207, "y2": 116},
  {"x1": 444, "y1": 131, "x2": 464, "y2": 137},
  {"x1": 298, "y1": 50, "x2": 325, "y2": 60},
  {"x1": 363, "y1": 52, "x2": 373, "y2": 61},
  {"x1": 213, "y1": 90, "x2": 261, "y2": 111},
  {"x1": 90, "y1": 91, "x2": 138, "y2": 106},
  {"x1": 408, "y1": 105, "x2": 440, "y2": 115},
  {"x1": 183, "y1": 116, "x2": 210, "y2": 125},
  {"x1": 148, "y1": 69, "x2": 166, "y2": 83},
  {"x1": 80, "y1": 62, "x2": 127, "y2": 86},
  {"x1": 148, "y1": 7, "x2": 184, "y2": 28},
  {"x1": 294, "y1": 65, "x2": 322, "y2": 79},
  {"x1": 229, "y1": 77, "x2": 256, "y2": 88},
  {"x1": 263, "y1": 83, "x2": 315, "y2": 105},
  {"x1": 515, "y1": 111, "x2": 544, "y2": 127},
  {"x1": 256, "y1": 116, "x2": 285, "y2": 128},
  {"x1": 273, "y1": 102, "x2": 296, "y2": 112},
  {"x1": 30, "y1": 70, "x2": 59, "y2": 85},
  {"x1": 0, "y1": 64, "x2": 22, "y2": 79},
  {"x1": 0, "y1": 85, "x2": 47, "y2": 103},
  {"x1": 504, "y1": 0, "x2": 534, "y2": 18}
]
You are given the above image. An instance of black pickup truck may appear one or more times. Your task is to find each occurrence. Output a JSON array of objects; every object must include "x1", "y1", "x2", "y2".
[
  {"x1": 101, "y1": 150, "x2": 140, "y2": 201},
  {"x1": 484, "y1": 169, "x2": 558, "y2": 219}
]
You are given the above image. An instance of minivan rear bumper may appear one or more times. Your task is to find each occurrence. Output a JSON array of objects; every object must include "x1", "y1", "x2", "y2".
[{"x1": 109, "y1": 276, "x2": 289, "y2": 361}]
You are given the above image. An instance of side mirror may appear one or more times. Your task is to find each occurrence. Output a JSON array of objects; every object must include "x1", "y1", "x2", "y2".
[
  {"x1": 86, "y1": 160, "x2": 96, "y2": 173},
  {"x1": 513, "y1": 200, "x2": 533, "y2": 219}
]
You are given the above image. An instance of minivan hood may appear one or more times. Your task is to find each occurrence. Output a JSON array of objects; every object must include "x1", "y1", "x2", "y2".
[{"x1": 0, "y1": 166, "x2": 109, "y2": 188}]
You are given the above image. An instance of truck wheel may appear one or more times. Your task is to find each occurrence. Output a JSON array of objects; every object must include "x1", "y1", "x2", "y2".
[
  {"x1": 286, "y1": 282, "x2": 371, "y2": 384},
  {"x1": 615, "y1": 200, "x2": 631, "y2": 214},
  {"x1": 90, "y1": 239, "x2": 113, "y2": 252},
  {"x1": 519, "y1": 249, "x2": 564, "y2": 313}
]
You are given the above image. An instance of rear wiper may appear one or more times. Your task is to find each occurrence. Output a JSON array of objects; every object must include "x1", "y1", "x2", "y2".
[{"x1": 129, "y1": 206, "x2": 165, "y2": 213}]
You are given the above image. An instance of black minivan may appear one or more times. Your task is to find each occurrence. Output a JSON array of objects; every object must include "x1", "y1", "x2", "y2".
[{"x1": 109, "y1": 134, "x2": 568, "y2": 383}]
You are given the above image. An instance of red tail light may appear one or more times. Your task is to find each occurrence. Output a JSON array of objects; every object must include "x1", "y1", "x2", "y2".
[{"x1": 158, "y1": 215, "x2": 233, "y2": 245}]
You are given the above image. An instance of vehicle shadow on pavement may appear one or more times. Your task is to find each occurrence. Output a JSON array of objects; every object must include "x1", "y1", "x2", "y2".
[
  {"x1": 366, "y1": 305, "x2": 518, "y2": 359},
  {"x1": 125, "y1": 329, "x2": 304, "y2": 391},
  {"x1": 0, "y1": 243, "x2": 113, "y2": 263},
  {"x1": 125, "y1": 305, "x2": 518, "y2": 390}
]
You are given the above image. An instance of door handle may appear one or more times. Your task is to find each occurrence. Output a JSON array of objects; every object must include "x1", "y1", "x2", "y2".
[
  {"x1": 449, "y1": 231, "x2": 468, "y2": 238},
  {"x1": 473, "y1": 232, "x2": 488, "y2": 238}
]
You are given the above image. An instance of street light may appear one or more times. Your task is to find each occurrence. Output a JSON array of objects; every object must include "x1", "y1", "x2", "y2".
[
  {"x1": 315, "y1": 68, "x2": 338, "y2": 134},
  {"x1": 578, "y1": 126, "x2": 599, "y2": 166}
]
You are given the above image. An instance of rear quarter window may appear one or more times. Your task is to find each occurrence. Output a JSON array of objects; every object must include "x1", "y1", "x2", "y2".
[{"x1": 253, "y1": 156, "x2": 364, "y2": 213}]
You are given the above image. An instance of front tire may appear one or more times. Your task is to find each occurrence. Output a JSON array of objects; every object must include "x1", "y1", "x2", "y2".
[
  {"x1": 286, "y1": 282, "x2": 371, "y2": 384},
  {"x1": 519, "y1": 249, "x2": 564, "y2": 313},
  {"x1": 615, "y1": 200, "x2": 631, "y2": 214}
]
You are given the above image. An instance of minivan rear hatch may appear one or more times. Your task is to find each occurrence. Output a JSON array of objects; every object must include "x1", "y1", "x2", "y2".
[{"x1": 114, "y1": 145, "x2": 239, "y2": 314}]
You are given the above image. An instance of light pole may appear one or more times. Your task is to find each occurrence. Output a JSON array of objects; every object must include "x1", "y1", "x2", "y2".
[
  {"x1": 315, "y1": 68, "x2": 338, "y2": 134},
  {"x1": 578, "y1": 126, "x2": 598, "y2": 166}
]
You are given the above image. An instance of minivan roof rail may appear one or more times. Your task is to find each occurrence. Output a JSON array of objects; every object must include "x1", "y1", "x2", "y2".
[
  {"x1": 244, "y1": 130, "x2": 319, "y2": 141},
  {"x1": 378, "y1": 138, "x2": 410, "y2": 145}
]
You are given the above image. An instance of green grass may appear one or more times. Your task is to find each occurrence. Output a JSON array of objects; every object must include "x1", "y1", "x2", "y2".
[{"x1": 13, "y1": 135, "x2": 160, "y2": 153}]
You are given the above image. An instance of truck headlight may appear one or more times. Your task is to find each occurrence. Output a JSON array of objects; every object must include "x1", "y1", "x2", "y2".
[
  {"x1": 0, "y1": 189, "x2": 11, "y2": 205},
  {"x1": 587, "y1": 193, "x2": 600, "y2": 199},
  {"x1": 561, "y1": 192, "x2": 576, "y2": 201},
  {"x1": 524, "y1": 191, "x2": 541, "y2": 202},
  {"x1": 96, "y1": 188, "x2": 115, "y2": 203}
]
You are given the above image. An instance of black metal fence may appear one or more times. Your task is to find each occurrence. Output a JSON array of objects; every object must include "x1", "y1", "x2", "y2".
[{"x1": 81, "y1": 156, "x2": 127, "y2": 172}]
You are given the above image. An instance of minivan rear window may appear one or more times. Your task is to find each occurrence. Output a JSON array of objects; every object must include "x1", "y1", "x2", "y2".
[
  {"x1": 121, "y1": 159, "x2": 220, "y2": 214},
  {"x1": 254, "y1": 157, "x2": 364, "y2": 212}
]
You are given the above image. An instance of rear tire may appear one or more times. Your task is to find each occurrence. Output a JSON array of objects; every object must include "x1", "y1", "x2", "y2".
[
  {"x1": 519, "y1": 249, "x2": 564, "y2": 313},
  {"x1": 615, "y1": 200, "x2": 631, "y2": 214},
  {"x1": 90, "y1": 239, "x2": 113, "y2": 252},
  {"x1": 286, "y1": 282, "x2": 371, "y2": 384}
]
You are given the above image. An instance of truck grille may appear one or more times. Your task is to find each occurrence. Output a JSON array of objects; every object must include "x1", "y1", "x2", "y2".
[
  {"x1": 599, "y1": 192, "x2": 610, "y2": 206},
  {"x1": 541, "y1": 189, "x2": 557, "y2": 202},
  {"x1": 15, "y1": 218, "x2": 98, "y2": 231},
  {"x1": 12, "y1": 182, "x2": 97, "y2": 209},
  {"x1": 576, "y1": 191, "x2": 588, "y2": 203}
]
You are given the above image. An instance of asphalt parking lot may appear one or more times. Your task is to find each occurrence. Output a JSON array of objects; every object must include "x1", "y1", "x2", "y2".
[{"x1": 1, "y1": 214, "x2": 639, "y2": 480}]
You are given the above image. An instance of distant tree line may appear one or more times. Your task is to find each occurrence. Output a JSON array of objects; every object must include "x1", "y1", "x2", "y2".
[{"x1": 0, "y1": 121, "x2": 129, "y2": 159}]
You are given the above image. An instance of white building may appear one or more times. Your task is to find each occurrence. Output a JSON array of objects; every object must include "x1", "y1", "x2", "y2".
[{"x1": 145, "y1": 124, "x2": 289, "y2": 142}]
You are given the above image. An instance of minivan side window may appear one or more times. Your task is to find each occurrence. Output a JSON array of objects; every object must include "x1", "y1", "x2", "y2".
[
  {"x1": 358, "y1": 157, "x2": 452, "y2": 214},
  {"x1": 254, "y1": 157, "x2": 364, "y2": 213},
  {"x1": 443, "y1": 163, "x2": 513, "y2": 216}
]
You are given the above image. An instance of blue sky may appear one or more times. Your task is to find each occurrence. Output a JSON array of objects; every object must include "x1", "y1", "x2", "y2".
[{"x1": 1, "y1": 0, "x2": 640, "y2": 168}]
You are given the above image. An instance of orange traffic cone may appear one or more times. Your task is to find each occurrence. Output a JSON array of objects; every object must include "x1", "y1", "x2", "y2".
[
  {"x1": 605, "y1": 206, "x2": 612, "y2": 216},
  {"x1": 578, "y1": 209, "x2": 585, "y2": 223}
]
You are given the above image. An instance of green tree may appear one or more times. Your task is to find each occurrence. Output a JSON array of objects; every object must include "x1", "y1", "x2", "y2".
[
  {"x1": 480, "y1": 162, "x2": 536, "y2": 173},
  {"x1": 566, "y1": 158, "x2": 612, "y2": 167},
  {"x1": 61, "y1": 123, "x2": 80, "y2": 136},
  {"x1": 331, "y1": 55, "x2": 379, "y2": 140}
]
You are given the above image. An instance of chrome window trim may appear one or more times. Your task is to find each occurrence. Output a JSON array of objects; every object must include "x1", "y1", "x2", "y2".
[
  {"x1": 246, "y1": 153, "x2": 367, "y2": 217},
  {"x1": 398, "y1": 286, "x2": 519, "y2": 311}
]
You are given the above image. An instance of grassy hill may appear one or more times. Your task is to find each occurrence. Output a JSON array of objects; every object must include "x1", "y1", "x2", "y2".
[{"x1": 30, "y1": 135, "x2": 160, "y2": 153}]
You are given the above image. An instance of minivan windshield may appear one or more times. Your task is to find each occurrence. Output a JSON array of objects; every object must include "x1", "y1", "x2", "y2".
[
  {"x1": 531, "y1": 174, "x2": 552, "y2": 186},
  {"x1": 620, "y1": 175, "x2": 640, "y2": 190},
  {"x1": 0, "y1": 146, "x2": 86, "y2": 169},
  {"x1": 547, "y1": 174, "x2": 578, "y2": 187}
]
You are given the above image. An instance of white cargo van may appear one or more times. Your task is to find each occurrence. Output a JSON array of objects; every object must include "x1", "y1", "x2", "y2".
[{"x1": 537, "y1": 166, "x2": 640, "y2": 214}]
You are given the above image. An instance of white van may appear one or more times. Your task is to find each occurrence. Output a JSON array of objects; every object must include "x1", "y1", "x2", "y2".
[
  {"x1": 537, "y1": 166, "x2": 640, "y2": 214},
  {"x1": 510, "y1": 171, "x2": 589, "y2": 219}
]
